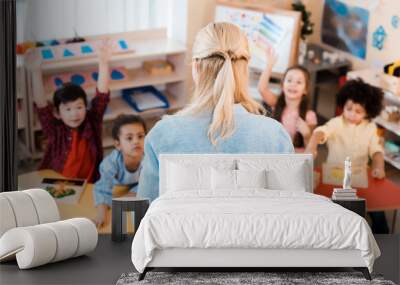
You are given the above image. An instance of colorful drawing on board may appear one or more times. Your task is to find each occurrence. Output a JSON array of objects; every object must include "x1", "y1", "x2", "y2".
[
  {"x1": 81, "y1": 44, "x2": 94, "y2": 54},
  {"x1": 41, "y1": 49, "x2": 54, "y2": 60},
  {"x1": 321, "y1": 0, "x2": 369, "y2": 59},
  {"x1": 391, "y1": 15, "x2": 399, "y2": 29},
  {"x1": 372, "y1": 25, "x2": 386, "y2": 50},
  {"x1": 215, "y1": 5, "x2": 296, "y2": 73},
  {"x1": 259, "y1": 15, "x2": 286, "y2": 45}
]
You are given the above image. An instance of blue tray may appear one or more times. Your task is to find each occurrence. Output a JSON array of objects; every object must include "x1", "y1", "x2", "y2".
[{"x1": 122, "y1": 86, "x2": 169, "y2": 112}]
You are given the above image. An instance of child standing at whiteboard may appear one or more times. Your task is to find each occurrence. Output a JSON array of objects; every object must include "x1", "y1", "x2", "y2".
[
  {"x1": 257, "y1": 46, "x2": 317, "y2": 148},
  {"x1": 26, "y1": 40, "x2": 112, "y2": 182}
]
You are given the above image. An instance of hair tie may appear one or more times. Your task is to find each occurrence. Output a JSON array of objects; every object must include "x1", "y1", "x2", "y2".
[{"x1": 215, "y1": 50, "x2": 232, "y2": 62}]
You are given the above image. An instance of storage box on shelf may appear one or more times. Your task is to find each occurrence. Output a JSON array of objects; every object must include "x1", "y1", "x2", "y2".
[
  {"x1": 347, "y1": 69, "x2": 400, "y2": 170},
  {"x1": 25, "y1": 29, "x2": 187, "y2": 158}
]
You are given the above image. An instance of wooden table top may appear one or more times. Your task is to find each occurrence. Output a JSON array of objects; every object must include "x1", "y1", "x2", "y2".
[
  {"x1": 314, "y1": 169, "x2": 400, "y2": 212},
  {"x1": 18, "y1": 170, "x2": 133, "y2": 234}
]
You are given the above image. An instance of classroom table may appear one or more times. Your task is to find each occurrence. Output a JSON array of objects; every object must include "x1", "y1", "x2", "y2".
[
  {"x1": 18, "y1": 170, "x2": 133, "y2": 234},
  {"x1": 314, "y1": 169, "x2": 400, "y2": 233}
]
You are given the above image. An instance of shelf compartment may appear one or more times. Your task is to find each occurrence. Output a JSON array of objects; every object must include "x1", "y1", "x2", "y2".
[
  {"x1": 44, "y1": 67, "x2": 186, "y2": 98},
  {"x1": 375, "y1": 116, "x2": 400, "y2": 136},
  {"x1": 104, "y1": 91, "x2": 184, "y2": 122},
  {"x1": 384, "y1": 152, "x2": 400, "y2": 170},
  {"x1": 41, "y1": 38, "x2": 186, "y2": 72}
]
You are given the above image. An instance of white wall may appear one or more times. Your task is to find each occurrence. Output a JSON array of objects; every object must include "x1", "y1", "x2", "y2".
[{"x1": 16, "y1": 0, "x2": 168, "y2": 42}]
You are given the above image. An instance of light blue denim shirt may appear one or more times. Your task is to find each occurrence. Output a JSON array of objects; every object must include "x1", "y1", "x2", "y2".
[
  {"x1": 93, "y1": 149, "x2": 141, "y2": 206},
  {"x1": 137, "y1": 104, "x2": 294, "y2": 202}
]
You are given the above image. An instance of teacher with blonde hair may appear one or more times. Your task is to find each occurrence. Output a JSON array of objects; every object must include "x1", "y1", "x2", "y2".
[{"x1": 138, "y1": 22, "x2": 294, "y2": 201}]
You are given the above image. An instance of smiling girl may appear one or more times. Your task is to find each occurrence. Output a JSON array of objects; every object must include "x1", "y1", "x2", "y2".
[{"x1": 258, "y1": 46, "x2": 317, "y2": 147}]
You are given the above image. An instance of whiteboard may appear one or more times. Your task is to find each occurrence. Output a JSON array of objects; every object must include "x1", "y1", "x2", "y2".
[{"x1": 215, "y1": 5, "x2": 299, "y2": 74}]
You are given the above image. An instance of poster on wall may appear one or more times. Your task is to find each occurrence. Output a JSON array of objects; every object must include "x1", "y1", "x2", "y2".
[
  {"x1": 215, "y1": 5, "x2": 299, "y2": 74},
  {"x1": 321, "y1": 0, "x2": 369, "y2": 59}
]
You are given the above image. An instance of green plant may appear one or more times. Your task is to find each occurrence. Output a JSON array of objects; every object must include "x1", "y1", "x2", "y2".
[{"x1": 292, "y1": 0, "x2": 314, "y2": 40}]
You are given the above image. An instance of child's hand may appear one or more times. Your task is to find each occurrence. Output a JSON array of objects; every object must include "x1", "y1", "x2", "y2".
[
  {"x1": 265, "y1": 45, "x2": 278, "y2": 68},
  {"x1": 304, "y1": 145, "x2": 318, "y2": 159},
  {"x1": 372, "y1": 167, "x2": 385, "y2": 179},
  {"x1": 24, "y1": 49, "x2": 42, "y2": 71},
  {"x1": 296, "y1": 117, "x2": 311, "y2": 138},
  {"x1": 97, "y1": 38, "x2": 113, "y2": 64},
  {"x1": 93, "y1": 204, "x2": 108, "y2": 228}
]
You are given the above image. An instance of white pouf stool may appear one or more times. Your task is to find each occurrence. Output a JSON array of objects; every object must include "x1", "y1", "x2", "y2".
[{"x1": 0, "y1": 189, "x2": 98, "y2": 269}]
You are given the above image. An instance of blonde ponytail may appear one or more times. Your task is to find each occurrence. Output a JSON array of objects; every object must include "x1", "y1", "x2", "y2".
[{"x1": 177, "y1": 22, "x2": 265, "y2": 145}]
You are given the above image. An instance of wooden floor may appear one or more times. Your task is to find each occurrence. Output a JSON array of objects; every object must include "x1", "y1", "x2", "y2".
[{"x1": 0, "y1": 234, "x2": 398, "y2": 285}]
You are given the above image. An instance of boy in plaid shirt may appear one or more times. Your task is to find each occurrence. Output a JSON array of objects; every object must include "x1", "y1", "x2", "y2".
[{"x1": 26, "y1": 40, "x2": 112, "y2": 182}]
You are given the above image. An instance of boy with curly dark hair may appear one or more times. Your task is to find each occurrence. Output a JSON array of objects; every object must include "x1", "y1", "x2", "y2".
[
  {"x1": 306, "y1": 78, "x2": 389, "y2": 233},
  {"x1": 306, "y1": 79, "x2": 384, "y2": 177}
]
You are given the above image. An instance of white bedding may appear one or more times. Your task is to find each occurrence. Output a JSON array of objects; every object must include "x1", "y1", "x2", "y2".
[{"x1": 131, "y1": 190, "x2": 380, "y2": 273}]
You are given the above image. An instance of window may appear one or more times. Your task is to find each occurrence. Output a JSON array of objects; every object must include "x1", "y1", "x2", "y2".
[{"x1": 17, "y1": 0, "x2": 169, "y2": 42}]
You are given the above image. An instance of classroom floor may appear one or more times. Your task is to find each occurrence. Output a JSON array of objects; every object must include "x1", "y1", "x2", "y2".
[{"x1": 1, "y1": 234, "x2": 398, "y2": 285}]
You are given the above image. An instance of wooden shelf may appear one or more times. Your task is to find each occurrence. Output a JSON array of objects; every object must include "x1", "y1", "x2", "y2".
[
  {"x1": 375, "y1": 116, "x2": 400, "y2": 136},
  {"x1": 104, "y1": 91, "x2": 184, "y2": 121},
  {"x1": 44, "y1": 67, "x2": 186, "y2": 98},
  {"x1": 27, "y1": 29, "x2": 187, "y2": 158},
  {"x1": 347, "y1": 69, "x2": 400, "y2": 104},
  {"x1": 41, "y1": 38, "x2": 186, "y2": 72},
  {"x1": 384, "y1": 152, "x2": 400, "y2": 170},
  {"x1": 384, "y1": 90, "x2": 400, "y2": 105}
]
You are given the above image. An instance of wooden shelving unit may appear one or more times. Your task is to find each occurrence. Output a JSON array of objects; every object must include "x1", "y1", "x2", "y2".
[
  {"x1": 347, "y1": 69, "x2": 400, "y2": 171},
  {"x1": 25, "y1": 29, "x2": 187, "y2": 158}
]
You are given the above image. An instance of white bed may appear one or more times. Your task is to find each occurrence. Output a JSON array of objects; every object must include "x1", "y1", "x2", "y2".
[{"x1": 131, "y1": 154, "x2": 380, "y2": 280}]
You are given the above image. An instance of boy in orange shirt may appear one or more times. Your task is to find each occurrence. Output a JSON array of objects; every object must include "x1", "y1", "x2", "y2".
[{"x1": 26, "y1": 41, "x2": 112, "y2": 182}]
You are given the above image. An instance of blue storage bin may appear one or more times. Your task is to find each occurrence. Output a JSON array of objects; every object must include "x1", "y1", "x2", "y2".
[{"x1": 122, "y1": 86, "x2": 169, "y2": 112}]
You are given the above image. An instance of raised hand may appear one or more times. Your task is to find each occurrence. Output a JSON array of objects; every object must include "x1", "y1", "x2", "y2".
[
  {"x1": 97, "y1": 38, "x2": 114, "y2": 64},
  {"x1": 265, "y1": 44, "x2": 278, "y2": 68}
]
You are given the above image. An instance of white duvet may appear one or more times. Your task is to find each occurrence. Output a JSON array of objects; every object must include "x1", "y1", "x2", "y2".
[{"x1": 131, "y1": 190, "x2": 380, "y2": 273}]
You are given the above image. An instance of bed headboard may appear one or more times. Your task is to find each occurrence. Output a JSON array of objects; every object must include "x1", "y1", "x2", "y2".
[{"x1": 159, "y1": 154, "x2": 313, "y2": 195}]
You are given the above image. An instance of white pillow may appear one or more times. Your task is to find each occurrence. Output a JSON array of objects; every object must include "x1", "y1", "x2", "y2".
[
  {"x1": 211, "y1": 169, "x2": 268, "y2": 191},
  {"x1": 236, "y1": 169, "x2": 268, "y2": 189},
  {"x1": 211, "y1": 168, "x2": 236, "y2": 190},
  {"x1": 238, "y1": 159, "x2": 307, "y2": 191},
  {"x1": 167, "y1": 162, "x2": 211, "y2": 191}
]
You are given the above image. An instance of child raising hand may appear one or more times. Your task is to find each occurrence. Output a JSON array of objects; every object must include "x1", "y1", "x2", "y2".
[
  {"x1": 26, "y1": 39, "x2": 113, "y2": 182},
  {"x1": 258, "y1": 46, "x2": 317, "y2": 147}
]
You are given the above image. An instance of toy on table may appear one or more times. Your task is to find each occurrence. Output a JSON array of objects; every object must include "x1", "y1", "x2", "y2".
[
  {"x1": 322, "y1": 161, "x2": 368, "y2": 188},
  {"x1": 331, "y1": 157, "x2": 359, "y2": 200}
]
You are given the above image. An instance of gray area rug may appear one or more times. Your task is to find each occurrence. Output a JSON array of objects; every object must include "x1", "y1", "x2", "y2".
[{"x1": 116, "y1": 271, "x2": 395, "y2": 285}]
